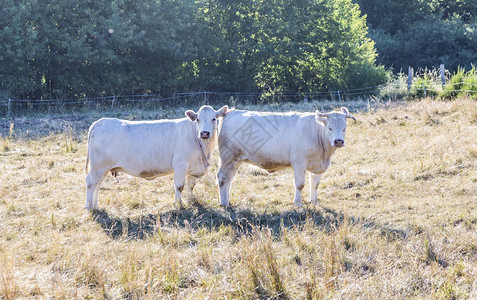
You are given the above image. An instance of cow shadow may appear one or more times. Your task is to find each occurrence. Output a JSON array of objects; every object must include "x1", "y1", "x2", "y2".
[{"x1": 91, "y1": 200, "x2": 408, "y2": 242}]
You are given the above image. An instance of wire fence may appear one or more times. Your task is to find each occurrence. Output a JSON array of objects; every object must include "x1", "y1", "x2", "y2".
[{"x1": 1, "y1": 78, "x2": 476, "y2": 117}]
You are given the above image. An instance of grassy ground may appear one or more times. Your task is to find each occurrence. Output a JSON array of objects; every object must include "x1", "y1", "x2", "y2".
[{"x1": 1, "y1": 98, "x2": 476, "y2": 299}]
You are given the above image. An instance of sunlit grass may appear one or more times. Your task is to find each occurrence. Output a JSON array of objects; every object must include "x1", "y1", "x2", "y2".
[{"x1": 0, "y1": 98, "x2": 476, "y2": 298}]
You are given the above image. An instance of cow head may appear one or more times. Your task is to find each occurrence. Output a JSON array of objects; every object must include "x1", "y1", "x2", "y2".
[
  {"x1": 185, "y1": 105, "x2": 228, "y2": 140},
  {"x1": 315, "y1": 107, "x2": 356, "y2": 148}
]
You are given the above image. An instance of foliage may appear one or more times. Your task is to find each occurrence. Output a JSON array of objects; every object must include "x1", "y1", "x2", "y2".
[
  {"x1": 199, "y1": 0, "x2": 388, "y2": 93},
  {"x1": 0, "y1": 0, "x2": 387, "y2": 100},
  {"x1": 412, "y1": 70, "x2": 439, "y2": 98},
  {"x1": 371, "y1": 17, "x2": 477, "y2": 73},
  {"x1": 441, "y1": 66, "x2": 477, "y2": 99},
  {"x1": 461, "y1": 66, "x2": 477, "y2": 99},
  {"x1": 427, "y1": 0, "x2": 477, "y2": 23},
  {"x1": 354, "y1": 0, "x2": 427, "y2": 34},
  {"x1": 356, "y1": 0, "x2": 477, "y2": 73}
]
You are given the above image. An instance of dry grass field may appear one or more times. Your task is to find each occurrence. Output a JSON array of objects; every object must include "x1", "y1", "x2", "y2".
[{"x1": 1, "y1": 98, "x2": 476, "y2": 299}]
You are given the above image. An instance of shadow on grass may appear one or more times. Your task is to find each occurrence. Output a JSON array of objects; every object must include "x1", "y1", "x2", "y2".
[{"x1": 91, "y1": 200, "x2": 408, "y2": 241}]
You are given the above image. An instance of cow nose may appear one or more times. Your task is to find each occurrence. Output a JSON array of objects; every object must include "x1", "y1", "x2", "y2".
[
  {"x1": 200, "y1": 131, "x2": 210, "y2": 139},
  {"x1": 334, "y1": 139, "x2": 344, "y2": 147}
]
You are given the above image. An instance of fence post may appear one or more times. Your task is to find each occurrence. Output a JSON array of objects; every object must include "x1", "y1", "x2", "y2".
[
  {"x1": 440, "y1": 64, "x2": 446, "y2": 86},
  {"x1": 407, "y1": 67, "x2": 413, "y2": 92},
  {"x1": 304, "y1": 96, "x2": 308, "y2": 103},
  {"x1": 337, "y1": 90, "x2": 341, "y2": 102},
  {"x1": 422, "y1": 84, "x2": 427, "y2": 97},
  {"x1": 111, "y1": 95, "x2": 116, "y2": 109},
  {"x1": 204, "y1": 92, "x2": 208, "y2": 105},
  {"x1": 7, "y1": 99, "x2": 11, "y2": 118}
]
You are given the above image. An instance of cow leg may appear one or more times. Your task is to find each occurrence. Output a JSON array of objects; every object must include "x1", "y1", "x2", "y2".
[
  {"x1": 85, "y1": 170, "x2": 107, "y2": 210},
  {"x1": 173, "y1": 164, "x2": 188, "y2": 208},
  {"x1": 292, "y1": 165, "x2": 307, "y2": 207},
  {"x1": 185, "y1": 175, "x2": 198, "y2": 196},
  {"x1": 217, "y1": 161, "x2": 240, "y2": 207},
  {"x1": 92, "y1": 173, "x2": 107, "y2": 209},
  {"x1": 309, "y1": 173, "x2": 321, "y2": 205}
]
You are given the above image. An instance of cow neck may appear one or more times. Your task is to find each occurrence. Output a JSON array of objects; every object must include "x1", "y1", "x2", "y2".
[
  {"x1": 315, "y1": 119, "x2": 337, "y2": 161},
  {"x1": 192, "y1": 124, "x2": 215, "y2": 169},
  {"x1": 197, "y1": 137, "x2": 213, "y2": 169}
]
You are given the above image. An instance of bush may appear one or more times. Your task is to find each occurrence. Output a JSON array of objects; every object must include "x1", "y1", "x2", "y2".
[
  {"x1": 368, "y1": 17, "x2": 477, "y2": 74},
  {"x1": 440, "y1": 67, "x2": 477, "y2": 99},
  {"x1": 461, "y1": 67, "x2": 477, "y2": 99},
  {"x1": 411, "y1": 69, "x2": 440, "y2": 98}
]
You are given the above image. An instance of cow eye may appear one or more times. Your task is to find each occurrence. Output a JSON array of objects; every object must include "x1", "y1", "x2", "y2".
[
  {"x1": 212, "y1": 118, "x2": 216, "y2": 122},
  {"x1": 197, "y1": 119, "x2": 200, "y2": 123},
  {"x1": 343, "y1": 128, "x2": 346, "y2": 132},
  {"x1": 329, "y1": 128, "x2": 333, "y2": 131}
]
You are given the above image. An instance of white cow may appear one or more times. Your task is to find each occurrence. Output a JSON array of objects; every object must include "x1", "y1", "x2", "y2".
[
  {"x1": 84, "y1": 105, "x2": 228, "y2": 210},
  {"x1": 217, "y1": 107, "x2": 356, "y2": 207}
]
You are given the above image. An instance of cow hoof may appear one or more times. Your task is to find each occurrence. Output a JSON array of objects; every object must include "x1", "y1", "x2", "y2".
[
  {"x1": 220, "y1": 204, "x2": 232, "y2": 210},
  {"x1": 293, "y1": 202, "x2": 303, "y2": 208},
  {"x1": 85, "y1": 205, "x2": 99, "y2": 211}
]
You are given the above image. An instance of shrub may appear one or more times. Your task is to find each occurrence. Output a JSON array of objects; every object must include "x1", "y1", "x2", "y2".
[
  {"x1": 440, "y1": 66, "x2": 477, "y2": 99},
  {"x1": 412, "y1": 69, "x2": 440, "y2": 98}
]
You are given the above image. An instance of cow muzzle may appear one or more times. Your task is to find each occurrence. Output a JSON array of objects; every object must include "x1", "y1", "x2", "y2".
[
  {"x1": 200, "y1": 131, "x2": 211, "y2": 139},
  {"x1": 333, "y1": 139, "x2": 344, "y2": 148}
]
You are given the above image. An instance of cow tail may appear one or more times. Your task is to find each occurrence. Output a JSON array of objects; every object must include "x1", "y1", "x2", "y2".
[
  {"x1": 85, "y1": 119, "x2": 102, "y2": 174},
  {"x1": 85, "y1": 125, "x2": 92, "y2": 174}
]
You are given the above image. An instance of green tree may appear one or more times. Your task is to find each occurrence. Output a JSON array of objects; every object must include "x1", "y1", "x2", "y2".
[
  {"x1": 120, "y1": 0, "x2": 202, "y2": 94},
  {"x1": 1, "y1": 0, "x2": 387, "y2": 100},
  {"x1": 197, "y1": 0, "x2": 387, "y2": 94},
  {"x1": 428, "y1": 0, "x2": 477, "y2": 22},
  {"x1": 354, "y1": 0, "x2": 427, "y2": 34},
  {"x1": 0, "y1": 1, "x2": 38, "y2": 99},
  {"x1": 356, "y1": 0, "x2": 477, "y2": 72}
]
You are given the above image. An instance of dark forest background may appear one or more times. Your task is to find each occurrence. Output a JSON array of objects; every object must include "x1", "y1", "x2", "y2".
[{"x1": 0, "y1": 0, "x2": 475, "y2": 100}]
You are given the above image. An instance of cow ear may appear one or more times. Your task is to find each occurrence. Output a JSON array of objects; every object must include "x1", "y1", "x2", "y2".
[
  {"x1": 216, "y1": 105, "x2": 229, "y2": 118},
  {"x1": 185, "y1": 110, "x2": 198, "y2": 121},
  {"x1": 315, "y1": 110, "x2": 327, "y2": 126},
  {"x1": 341, "y1": 107, "x2": 357, "y2": 121}
]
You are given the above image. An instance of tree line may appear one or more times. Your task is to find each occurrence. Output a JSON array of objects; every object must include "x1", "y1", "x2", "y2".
[
  {"x1": 1, "y1": 0, "x2": 475, "y2": 101},
  {"x1": 0, "y1": 0, "x2": 386, "y2": 100}
]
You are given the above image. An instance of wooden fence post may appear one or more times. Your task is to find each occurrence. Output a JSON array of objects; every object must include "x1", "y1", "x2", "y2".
[
  {"x1": 440, "y1": 64, "x2": 446, "y2": 86},
  {"x1": 337, "y1": 90, "x2": 341, "y2": 102},
  {"x1": 7, "y1": 99, "x2": 11, "y2": 118},
  {"x1": 407, "y1": 67, "x2": 413, "y2": 92}
]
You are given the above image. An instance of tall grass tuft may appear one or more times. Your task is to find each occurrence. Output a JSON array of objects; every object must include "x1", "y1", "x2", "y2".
[
  {"x1": 323, "y1": 228, "x2": 346, "y2": 291},
  {"x1": 261, "y1": 230, "x2": 287, "y2": 298},
  {"x1": 381, "y1": 66, "x2": 477, "y2": 101},
  {"x1": 440, "y1": 66, "x2": 477, "y2": 99},
  {"x1": 412, "y1": 69, "x2": 439, "y2": 98},
  {"x1": 62, "y1": 121, "x2": 77, "y2": 153},
  {"x1": 240, "y1": 229, "x2": 288, "y2": 299},
  {"x1": 1, "y1": 255, "x2": 16, "y2": 300},
  {"x1": 241, "y1": 237, "x2": 267, "y2": 297},
  {"x1": 461, "y1": 66, "x2": 477, "y2": 99},
  {"x1": 305, "y1": 271, "x2": 326, "y2": 300}
]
